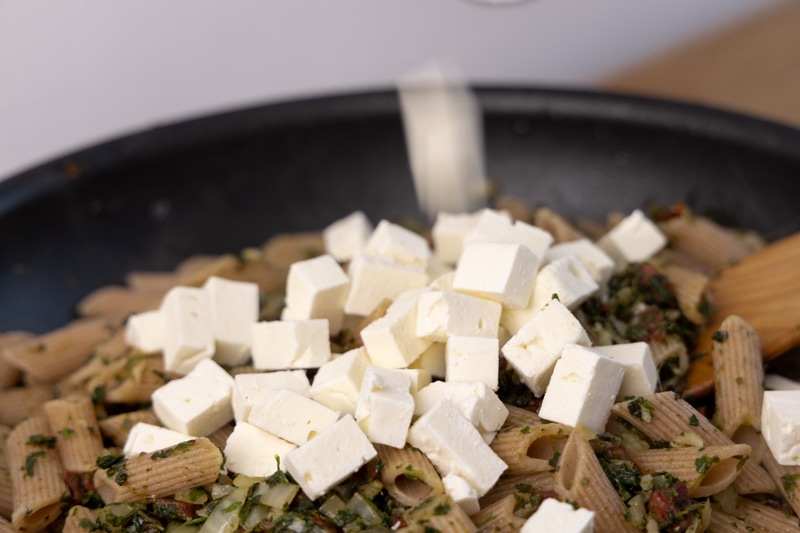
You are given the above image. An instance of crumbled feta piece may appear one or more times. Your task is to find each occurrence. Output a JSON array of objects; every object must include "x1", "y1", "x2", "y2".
[
  {"x1": 125, "y1": 310, "x2": 164, "y2": 354},
  {"x1": 251, "y1": 319, "x2": 331, "y2": 370},
  {"x1": 248, "y1": 389, "x2": 339, "y2": 446},
  {"x1": 123, "y1": 422, "x2": 194, "y2": 458},
  {"x1": 364, "y1": 219, "x2": 430, "y2": 270},
  {"x1": 284, "y1": 414, "x2": 377, "y2": 500},
  {"x1": 762, "y1": 390, "x2": 800, "y2": 465},
  {"x1": 360, "y1": 289, "x2": 432, "y2": 369},
  {"x1": 592, "y1": 342, "x2": 658, "y2": 400},
  {"x1": 501, "y1": 299, "x2": 591, "y2": 397},
  {"x1": 355, "y1": 366, "x2": 414, "y2": 447},
  {"x1": 538, "y1": 344, "x2": 626, "y2": 433},
  {"x1": 452, "y1": 241, "x2": 539, "y2": 309},
  {"x1": 204, "y1": 276, "x2": 259, "y2": 366},
  {"x1": 416, "y1": 290, "x2": 502, "y2": 342},
  {"x1": 224, "y1": 422, "x2": 298, "y2": 478},
  {"x1": 414, "y1": 381, "x2": 508, "y2": 435},
  {"x1": 443, "y1": 473, "x2": 480, "y2": 516},
  {"x1": 431, "y1": 211, "x2": 483, "y2": 264},
  {"x1": 597, "y1": 209, "x2": 667, "y2": 264},
  {"x1": 281, "y1": 254, "x2": 350, "y2": 334},
  {"x1": 151, "y1": 358, "x2": 234, "y2": 436},
  {"x1": 344, "y1": 253, "x2": 429, "y2": 316},
  {"x1": 323, "y1": 210, "x2": 373, "y2": 262},
  {"x1": 407, "y1": 399, "x2": 507, "y2": 497},
  {"x1": 521, "y1": 497, "x2": 594, "y2": 533},
  {"x1": 545, "y1": 238, "x2": 615, "y2": 286},
  {"x1": 232, "y1": 370, "x2": 311, "y2": 422},
  {"x1": 161, "y1": 286, "x2": 215, "y2": 375},
  {"x1": 310, "y1": 347, "x2": 370, "y2": 416},
  {"x1": 446, "y1": 336, "x2": 499, "y2": 391}
]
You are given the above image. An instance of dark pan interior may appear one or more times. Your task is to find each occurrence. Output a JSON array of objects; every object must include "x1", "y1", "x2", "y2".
[{"x1": 2, "y1": 87, "x2": 800, "y2": 334}]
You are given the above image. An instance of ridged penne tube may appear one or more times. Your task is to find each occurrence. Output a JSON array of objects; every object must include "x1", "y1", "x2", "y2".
[
  {"x1": 761, "y1": 446, "x2": 800, "y2": 518},
  {"x1": 648, "y1": 334, "x2": 689, "y2": 372},
  {"x1": 62, "y1": 505, "x2": 99, "y2": 533},
  {"x1": 0, "y1": 332, "x2": 33, "y2": 389},
  {"x1": 554, "y1": 431, "x2": 638, "y2": 533},
  {"x1": 58, "y1": 329, "x2": 130, "y2": 392},
  {"x1": 472, "y1": 494, "x2": 525, "y2": 533},
  {"x1": 612, "y1": 393, "x2": 778, "y2": 495},
  {"x1": 43, "y1": 395, "x2": 104, "y2": 473},
  {"x1": 6, "y1": 416, "x2": 70, "y2": 531},
  {"x1": 711, "y1": 315, "x2": 764, "y2": 441},
  {"x1": 402, "y1": 493, "x2": 476, "y2": 533},
  {"x1": 262, "y1": 233, "x2": 324, "y2": 270},
  {"x1": 724, "y1": 497, "x2": 800, "y2": 532},
  {"x1": 0, "y1": 516, "x2": 14, "y2": 533},
  {"x1": 100, "y1": 354, "x2": 173, "y2": 404},
  {"x1": 125, "y1": 271, "x2": 179, "y2": 293},
  {"x1": 533, "y1": 207, "x2": 585, "y2": 244},
  {"x1": 175, "y1": 254, "x2": 239, "y2": 287},
  {"x1": 659, "y1": 213, "x2": 753, "y2": 274},
  {"x1": 502, "y1": 404, "x2": 541, "y2": 428},
  {"x1": 98, "y1": 409, "x2": 160, "y2": 448},
  {"x1": 376, "y1": 444, "x2": 444, "y2": 507},
  {"x1": 660, "y1": 264, "x2": 711, "y2": 325},
  {"x1": 478, "y1": 472, "x2": 555, "y2": 510},
  {"x1": 0, "y1": 385, "x2": 54, "y2": 427},
  {"x1": 491, "y1": 423, "x2": 570, "y2": 474},
  {"x1": 207, "y1": 423, "x2": 234, "y2": 451},
  {"x1": 93, "y1": 437, "x2": 223, "y2": 503},
  {"x1": 630, "y1": 443, "x2": 750, "y2": 498},
  {"x1": 0, "y1": 425, "x2": 13, "y2": 520},
  {"x1": 4, "y1": 319, "x2": 111, "y2": 384},
  {"x1": 76, "y1": 286, "x2": 162, "y2": 326}
]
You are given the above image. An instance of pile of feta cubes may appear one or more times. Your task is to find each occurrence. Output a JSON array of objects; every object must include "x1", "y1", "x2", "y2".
[{"x1": 122, "y1": 206, "x2": 674, "y2": 523}]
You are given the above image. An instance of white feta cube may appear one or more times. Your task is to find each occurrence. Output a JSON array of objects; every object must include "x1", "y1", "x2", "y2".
[
  {"x1": 428, "y1": 270, "x2": 456, "y2": 292},
  {"x1": 408, "y1": 342, "x2": 446, "y2": 379},
  {"x1": 360, "y1": 289, "x2": 432, "y2": 369},
  {"x1": 344, "y1": 253, "x2": 429, "y2": 316},
  {"x1": 282, "y1": 254, "x2": 350, "y2": 334},
  {"x1": 323, "y1": 211, "x2": 373, "y2": 262},
  {"x1": 452, "y1": 242, "x2": 539, "y2": 309},
  {"x1": 204, "y1": 276, "x2": 259, "y2": 366},
  {"x1": 538, "y1": 344, "x2": 626, "y2": 434},
  {"x1": 123, "y1": 422, "x2": 194, "y2": 458},
  {"x1": 501, "y1": 299, "x2": 591, "y2": 397},
  {"x1": 284, "y1": 415, "x2": 377, "y2": 500},
  {"x1": 431, "y1": 211, "x2": 482, "y2": 264},
  {"x1": 416, "y1": 291, "x2": 501, "y2": 342},
  {"x1": 407, "y1": 399, "x2": 507, "y2": 497},
  {"x1": 232, "y1": 370, "x2": 312, "y2": 422},
  {"x1": 592, "y1": 343, "x2": 658, "y2": 400},
  {"x1": 355, "y1": 366, "x2": 414, "y2": 448},
  {"x1": 310, "y1": 347, "x2": 370, "y2": 416},
  {"x1": 151, "y1": 358, "x2": 234, "y2": 436},
  {"x1": 443, "y1": 473, "x2": 480, "y2": 516},
  {"x1": 414, "y1": 381, "x2": 508, "y2": 434},
  {"x1": 597, "y1": 209, "x2": 667, "y2": 264},
  {"x1": 446, "y1": 336, "x2": 499, "y2": 391},
  {"x1": 251, "y1": 319, "x2": 331, "y2": 370},
  {"x1": 464, "y1": 209, "x2": 553, "y2": 260},
  {"x1": 521, "y1": 497, "x2": 594, "y2": 533},
  {"x1": 545, "y1": 238, "x2": 615, "y2": 286},
  {"x1": 762, "y1": 390, "x2": 800, "y2": 465},
  {"x1": 125, "y1": 310, "x2": 164, "y2": 354},
  {"x1": 248, "y1": 389, "x2": 339, "y2": 446},
  {"x1": 224, "y1": 422, "x2": 298, "y2": 478},
  {"x1": 364, "y1": 219, "x2": 430, "y2": 270},
  {"x1": 397, "y1": 368, "x2": 431, "y2": 395},
  {"x1": 161, "y1": 286, "x2": 215, "y2": 375},
  {"x1": 764, "y1": 374, "x2": 800, "y2": 391}
]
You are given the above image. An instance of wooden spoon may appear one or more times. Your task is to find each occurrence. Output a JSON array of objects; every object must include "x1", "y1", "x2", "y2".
[{"x1": 684, "y1": 231, "x2": 800, "y2": 399}]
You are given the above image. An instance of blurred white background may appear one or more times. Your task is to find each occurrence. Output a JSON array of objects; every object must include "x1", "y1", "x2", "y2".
[{"x1": 0, "y1": 0, "x2": 784, "y2": 182}]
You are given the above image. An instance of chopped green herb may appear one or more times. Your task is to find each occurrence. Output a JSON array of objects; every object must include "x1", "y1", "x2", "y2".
[
  {"x1": 91, "y1": 385, "x2": 106, "y2": 405},
  {"x1": 695, "y1": 454, "x2": 720, "y2": 474},
  {"x1": 520, "y1": 426, "x2": 531, "y2": 434},
  {"x1": 626, "y1": 397, "x2": 655, "y2": 422},
  {"x1": 781, "y1": 473, "x2": 800, "y2": 492},
  {"x1": 432, "y1": 502, "x2": 451, "y2": 516},
  {"x1": 548, "y1": 450, "x2": 561, "y2": 468},
  {"x1": 26, "y1": 434, "x2": 57, "y2": 448},
  {"x1": 688, "y1": 414, "x2": 699, "y2": 426},
  {"x1": 60, "y1": 427, "x2": 75, "y2": 439},
  {"x1": 150, "y1": 440, "x2": 196, "y2": 459},
  {"x1": 24, "y1": 451, "x2": 46, "y2": 476},
  {"x1": 712, "y1": 330, "x2": 729, "y2": 343}
]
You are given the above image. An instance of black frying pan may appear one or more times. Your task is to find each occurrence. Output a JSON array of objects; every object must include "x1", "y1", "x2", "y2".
[{"x1": 2, "y1": 87, "x2": 800, "y2": 335}]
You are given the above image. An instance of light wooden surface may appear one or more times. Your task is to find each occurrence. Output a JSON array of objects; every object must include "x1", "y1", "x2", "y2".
[{"x1": 603, "y1": 1, "x2": 800, "y2": 129}]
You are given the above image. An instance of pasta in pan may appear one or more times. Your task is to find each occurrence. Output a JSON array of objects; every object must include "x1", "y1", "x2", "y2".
[{"x1": 0, "y1": 199, "x2": 798, "y2": 533}]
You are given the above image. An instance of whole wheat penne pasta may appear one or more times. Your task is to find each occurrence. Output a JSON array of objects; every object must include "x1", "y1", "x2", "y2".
[
  {"x1": 723, "y1": 497, "x2": 800, "y2": 532},
  {"x1": 554, "y1": 431, "x2": 638, "y2": 532},
  {"x1": 495, "y1": 195, "x2": 532, "y2": 223},
  {"x1": 262, "y1": 232, "x2": 324, "y2": 270},
  {"x1": 97, "y1": 409, "x2": 160, "y2": 448},
  {"x1": 711, "y1": 315, "x2": 764, "y2": 442},
  {"x1": 659, "y1": 213, "x2": 753, "y2": 274},
  {"x1": 401, "y1": 493, "x2": 476, "y2": 533},
  {"x1": 660, "y1": 264, "x2": 711, "y2": 325},
  {"x1": 502, "y1": 404, "x2": 542, "y2": 429},
  {"x1": 43, "y1": 395, "x2": 104, "y2": 474},
  {"x1": 376, "y1": 444, "x2": 444, "y2": 507},
  {"x1": 4, "y1": 319, "x2": 111, "y2": 384},
  {"x1": 62, "y1": 505, "x2": 99, "y2": 533},
  {"x1": 206, "y1": 422, "x2": 234, "y2": 451},
  {"x1": 0, "y1": 385, "x2": 54, "y2": 427},
  {"x1": 709, "y1": 509, "x2": 753, "y2": 532},
  {"x1": 86, "y1": 353, "x2": 173, "y2": 404},
  {"x1": 472, "y1": 494, "x2": 526, "y2": 533},
  {"x1": 125, "y1": 270, "x2": 180, "y2": 293},
  {"x1": 630, "y1": 443, "x2": 750, "y2": 498},
  {"x1": 6, "y1": 416, "x2": 70, "y2": 531},
  {"x1": 533, "y1": 207, "x2": 585, "y2": 244},
  {"x1": 93, "y1": 437, "x2": 223, "y2": 503},
  {"x1": 490, "y1": 423, "x2": 571, "y2": 475},
  {"x1": 478, "y1": 472, "x2": 555, "y2": 509},
  {"x1": 0, "y1": 425, "x2": 12, "y2": 520},
  {"x1": 0, "y1": 332, "x2": 33, "y2": 389},
  {"x1": 176, "y1": 254, "x2": 239, "y2": 287},
  {"x1": 648, "y1": 334, "x2": 689, "y2": 372},
  {"x1": 761, "y1": 445, "x2": 800, "y2": 518},
  {"x1": 76, "y1": 286, "x2": 162, "y2": 326},
  {"x1": 225, "y1": 259, "x2": 290, "y2": 293},
  {"x1": 58, "y1": 328, "x2": 130, "y2": 393}
]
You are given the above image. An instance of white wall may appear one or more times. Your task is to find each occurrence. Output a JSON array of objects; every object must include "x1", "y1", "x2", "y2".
[{"x1": 0, "y1": 0, "x2": 784, "y2": 181}]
